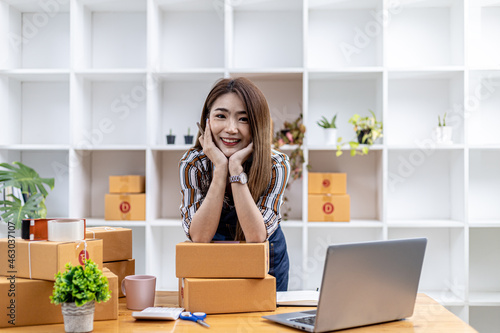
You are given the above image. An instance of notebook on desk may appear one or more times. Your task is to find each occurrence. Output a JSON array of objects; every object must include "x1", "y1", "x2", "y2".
[{"x1": 263, "y1": 238, "x2": 427, "y2": 332}]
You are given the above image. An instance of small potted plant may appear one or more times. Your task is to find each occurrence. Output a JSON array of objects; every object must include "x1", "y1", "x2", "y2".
[
  {"x1": 184, "y1": 127, "x2": 194, "y2": 145},
  {"x1": 0, "y1": 161, "x2": 55, "y2": 230},
  {"x1": 166, "y1": 129, "x2": 176, "y2": 145},
  {"x1": 336, "y1": 110, "x2": 383, "y2": 156},
  {"x1": 50, "y1": 259, "x2": 111, "y2": 333},
  {"x1": 316, "y1": 114, "x2": 338, "y2": 145},
  {"x1": 433, "y1": 112, "x2": 453, "y2": 144}
]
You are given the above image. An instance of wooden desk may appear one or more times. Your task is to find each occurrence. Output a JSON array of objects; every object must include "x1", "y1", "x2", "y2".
[{"x1": 4, "y1": 292, "x2": 476, "y2": 332}]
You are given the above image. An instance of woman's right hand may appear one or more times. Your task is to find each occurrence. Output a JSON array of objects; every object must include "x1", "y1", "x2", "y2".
[{"x1": 199, "y1": 119, "x2": 228, "y2": 169}]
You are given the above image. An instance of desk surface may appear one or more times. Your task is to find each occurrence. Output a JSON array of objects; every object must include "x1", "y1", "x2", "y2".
[{"x1": 5, "y1": 292, "x2": 476, "y2": 332}]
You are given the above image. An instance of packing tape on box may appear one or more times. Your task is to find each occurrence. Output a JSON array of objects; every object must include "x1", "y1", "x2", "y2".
[
  {"x1": 86, "y1": 226, "x2": 117, "y2": 239},
  {"x1": 48, "y1": 219, "x2": 85, "y2": 242}
]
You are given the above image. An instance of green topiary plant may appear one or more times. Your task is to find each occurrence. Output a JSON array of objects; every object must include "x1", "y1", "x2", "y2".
[
  {"x1": 50, "y1": 259, "x2": 111, "y2": 307},
  {"x1": 0, "y1": 161, "x2": 54, "y2": 229}
]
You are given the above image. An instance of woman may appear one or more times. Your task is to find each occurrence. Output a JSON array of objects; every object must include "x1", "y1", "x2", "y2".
[{"x1": 179, "y1": 77, "x2": 290, "y2": 291}]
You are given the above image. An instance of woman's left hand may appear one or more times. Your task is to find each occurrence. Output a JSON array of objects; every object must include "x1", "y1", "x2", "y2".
[{"x1": 229, "y1": 142, "x2": 253, "y2": 175}]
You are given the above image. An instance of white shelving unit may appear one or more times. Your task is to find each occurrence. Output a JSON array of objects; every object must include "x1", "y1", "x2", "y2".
[{"x1": 0, "y1": 0, "x2": 499, "y2": 330}]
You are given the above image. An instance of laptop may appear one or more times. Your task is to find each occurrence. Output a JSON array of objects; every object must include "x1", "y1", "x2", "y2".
[{"x1": 263, "y1": 238, "x2": 427, "y2": 332}]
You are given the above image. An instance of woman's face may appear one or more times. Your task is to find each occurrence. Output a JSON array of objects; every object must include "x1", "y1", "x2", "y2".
[{"x1": 208, "y1": 92, "x2": 253, "y2": 158}]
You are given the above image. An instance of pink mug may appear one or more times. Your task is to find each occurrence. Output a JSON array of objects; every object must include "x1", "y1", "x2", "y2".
[{"x1": 121, "y1": 275, "x2": 156, "y2": 310}]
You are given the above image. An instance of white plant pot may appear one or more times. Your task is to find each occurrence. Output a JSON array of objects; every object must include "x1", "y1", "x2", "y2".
[
  {"x1": 324, "y1": 128, "x2": 337, "y2": 145},
  {"x1": 61, "y1": 301, "x2": 95, "y2": 333},
  {"x1": 441, "y1": 126, "x2": 453, "y2": 144}
]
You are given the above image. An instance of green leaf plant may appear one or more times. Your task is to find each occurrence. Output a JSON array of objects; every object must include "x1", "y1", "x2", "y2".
[
  {"x1": 316, "y1": 114, "x2": 337, "y2": 129},
  {"x1": 336, "y1": 110, "x2": 383, "y2": 157},
  {"x1": 0, "y1": 161, "x2": 55, "y2": 229},
  {"x1": 50, "y1": 259, "x2": 111, "y2": 307},
  {"x1": 438, "y1": 112, "x2": 447, "y2": 127}
]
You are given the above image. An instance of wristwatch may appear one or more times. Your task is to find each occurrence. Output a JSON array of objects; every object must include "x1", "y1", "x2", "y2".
[{"x1": 229, "y1": 172, "x2": 248, "y2": 185}]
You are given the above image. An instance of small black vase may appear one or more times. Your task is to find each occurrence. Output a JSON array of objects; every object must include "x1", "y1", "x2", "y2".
[
  {"x1": 166, "y1": 135, "x2": 176, "y2": 145},
  {"x1": 184, "y1": 135, "x2": 194, "y2": 145},
  {"x1": 357, "y1": 129, "x2": 371, "y2": 144}
]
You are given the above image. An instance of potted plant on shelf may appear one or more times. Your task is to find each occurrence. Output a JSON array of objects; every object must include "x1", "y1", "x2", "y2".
[
  {"x1": 166, "y1": 129, "x2": 176, "y2": 145},
  {"x1": 316, "y1": 114, "x2": 338, "y2": 145},
  {"x1": 50, "y1": 259, "x2": 111, "y2": 333},
  {"x1": 336, "y1": 109, "x2": 383, "y2": 156},
  {"x1": 433, "y1": 112, "x2": 453, "y2": 144},
  {"x1": 0, "y1": 161, "x2": 55, "y2": 230},
  {"x1": 184, "y1": 127, "x2": 194, "y2": 145}
]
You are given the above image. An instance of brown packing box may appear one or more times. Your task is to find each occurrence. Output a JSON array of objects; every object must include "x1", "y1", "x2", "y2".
[
  {"x1": 0, "y1": 238, "x2": 103, "y2": 281},
  {"x1": 308, "y1": 194, "x2": 351, "y2": 222},
  {"x1": 308, "y1": 172, "x2": 347, "y2": 194},
  {"x1": 179, "y1": 275, "x2": 276, "y2": 314},
  {"x1": 86, "y1": 226, "x2": 132, "y2": 262},
  {"x1": 103, "y1": 259, "x2": 135, "y2": 297},
  {"x1": 176, "y1": 241, "x2": 269, "y2": 278},
  {"x1": 109, "y1": 175, "x2": 145, "y2": 194},
  {"x1": 105, "y1": 193, "x2": 145, "y2": 221},
  {"x1": 0, "y1": 268, "x2": 118, "y2": 328}
]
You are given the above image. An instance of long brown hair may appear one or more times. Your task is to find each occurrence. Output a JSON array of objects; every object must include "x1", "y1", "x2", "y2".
[{"x1": 195, "y1": 77, "x2": 272, "y2": 240}]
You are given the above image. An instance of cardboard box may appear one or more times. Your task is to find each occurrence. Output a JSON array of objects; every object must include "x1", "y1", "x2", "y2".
[
  {"x1": 86, "y1": 227, "x2": 132, "y2": 262},
  {"x1": 308, "y1": 194, "x2": 351, "y2": 222},
  {"x1": 0, "y1": 238, "x2": 103, "y2": 281},
  {"x1": 103, "y1": 259, "x2": 135, "y2": 297},
  {"x1": 179, "y1": 275, "x2": 276, "y2": 314},
  {"x1": 308, "y1": 172, "x2": 347, "y2": 194},
  {"x1": 105, "y1": 194, "x2": 145, "y2": 221},
  {"x1": 176, "y1": 241, "x2": 269, "y2": 278},
  {"x1": 0, "y1": 269, "x2": 117, "y2": 328},
  {"x1": 109, "y1": 175, "x2": 145, "y2": 194}
]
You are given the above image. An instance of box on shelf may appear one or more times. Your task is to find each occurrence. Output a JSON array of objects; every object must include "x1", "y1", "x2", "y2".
[
  {"x1": 109, "y1": 175, "x2": 145, "y2": 194},
  {"x1": 308, "y1": 194, "x2": 350, "y2": 222},
  {"x1": 179, "y1": 275, "x2": 276, "y2": 314},
  {"x1": 0, "y1": 268, "x2": 117, "y2": 328},
  {"x1": 308, "y1": 172, "x2": 347, "y2": 194},
  {"x1": 105, "y1": 194, "x2": 145, "y2": 221},
  {"x1": 103, "y1": 259, "x2": 135, "y2": 297},
  {"x1": 176, "y1": 241, "x2": 269, "y2": 278},
  {"x1": 0, "y1": 239, "x2": 103, "y2": 281},
  {"x1": 86, "y1": 226, "x2": 132, "y2": 262}
]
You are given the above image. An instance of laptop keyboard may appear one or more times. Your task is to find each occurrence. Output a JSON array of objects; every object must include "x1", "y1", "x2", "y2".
[{"x1": 289, "y1": 315, "x2": 316, "y2": 326}]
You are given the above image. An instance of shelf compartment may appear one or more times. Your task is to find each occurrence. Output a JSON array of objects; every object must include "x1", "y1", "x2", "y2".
[
  {"x1": 281, "y1": 226, "x2": 304, "y2": 290},
  {"x1": 385, "y1": 0, "x2": 464, "y2": 67},
  {"x1": 469, "y1": 228, "x2": 500, "y2": 296},
  {"x1": 231, "y1": 0, "x2": 303, "y2": 69},
  {"x1": 308, "y1": 0, "x2": 383, "y2": 68},
  {"x1": 304, "y1": 228, "x2": 383, "y2": 290},
  {"x1": 72, "y1": 74, "x2": 147, "y2": 147},
  {"x1": 387, "y1": 71, "x2": 464, "y2": 146},
  {"x1": 468, "y1": 71, "x2": 500, "y2": 145},
  {"x1": 154, "y1": 1, "x2": 224, "y2": 70},
  {"x1": 387, "y1": 149, "x2": 465, "y2": 221},
  {"x1": 0, "y1": 1, "x2": 70, "y2": 69},
  {"x1": 0, "y1": 149, "x2": 69, "y2": 218},
  {"x1": 469, "y1": 292, "x2": 500, "y2": 306},
  {"x1": 73, "y1": 0, "x2": 146, "y2": 69},
  {"x1": 388, "y1": 227, "x2": 466, "y2": 302},
  {"x1": 0, "y1": 76, "x2": 69, "y2": 145},
  {"x1": 309, "y1": 150, "x2": 383, "y2": 221},
  {"x1": 469, "y1": 149, "x2": 500, "y2": 221},
  {"x1": 308, "y1": 72, "x2": 383, "y2": 146},
  {"x1": 469, "y1": 306, "x2": 500, "y2": 333},
  {"x1": 469, "y1": 1, "x2": 500, "y2": 68},
  {"x1": 69, "y1": 150, "x2": 146, "y2": 219}
]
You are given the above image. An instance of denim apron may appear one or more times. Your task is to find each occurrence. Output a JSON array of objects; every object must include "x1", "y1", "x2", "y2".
[{"x1": 212, "y1": 205, "x2": 290, "y2": 291}]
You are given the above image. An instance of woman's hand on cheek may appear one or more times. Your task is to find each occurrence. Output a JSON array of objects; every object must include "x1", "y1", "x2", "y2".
[
  {"x1": 229, "y1": 141, "x2": 253, "y2": 173},
  {"x1": 201, "y1": 119, "x2": 228, "y2": 169}
]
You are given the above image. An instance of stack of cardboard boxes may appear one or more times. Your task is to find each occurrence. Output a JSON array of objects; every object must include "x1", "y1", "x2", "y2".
[
  {"x1": 308, "y1": 172, "x2": 351, "y2": 222},
  {"x1": 176, "y1": 241, "x2": 276, "y2": 314},
  {"x1": 86, "y1": 227, "x2": 135, "y2": 297},
  {"x1": 105, "y1": 175, "x2": 146, "y2": 221},
  {"x1": 0, "y1": 222, "x2": 134, "y2": 328}
]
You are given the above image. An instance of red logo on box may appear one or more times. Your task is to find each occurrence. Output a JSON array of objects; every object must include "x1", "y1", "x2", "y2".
[
  {"x1": 79, "y1": 250, "x2": 90, "y2": 265},
  {"x1": 120, "y1": 201, "x2": 131, "y2": 213},
  {"x1": 322, "y1": 179, "x2": 330, "y2": 188},
  {"x1": 323, "y1": 202, "x2": 334, "y2": 215}
]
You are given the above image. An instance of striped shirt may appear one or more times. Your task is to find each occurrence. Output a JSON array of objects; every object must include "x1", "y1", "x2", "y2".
[{"x1": 179, "y1": 147, "x2": 290, "y2": 240}]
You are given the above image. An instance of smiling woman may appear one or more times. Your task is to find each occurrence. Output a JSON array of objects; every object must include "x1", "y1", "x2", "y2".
[{"x1": 178, "y1": 77, "x2": 291, "y2": 291}]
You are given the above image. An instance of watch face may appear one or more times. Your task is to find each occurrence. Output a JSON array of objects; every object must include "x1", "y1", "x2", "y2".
[{"x1": 240, "y1": 172, "x2": 248, "y2": 184}]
